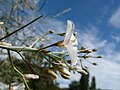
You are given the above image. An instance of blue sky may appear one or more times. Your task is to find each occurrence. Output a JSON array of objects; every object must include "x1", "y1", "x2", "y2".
[
  {"x1": 40, "y1": 0, "x2": 120, "y2": 45},
  {"x1": 40, "y1": 0, "x2": 120, "y2": 50},
  {"x1": 37, "y1": 0, "x2": 120, "y2": 89}
]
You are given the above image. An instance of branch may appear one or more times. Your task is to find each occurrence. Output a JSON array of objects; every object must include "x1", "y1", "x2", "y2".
[
  {"x1": 7, "y1": 50, "x2": 31, "y2": 90},
  {"x1": 0, "y1": 45, "x2": 38, "y2": 52},
  {"x1": 0, "y1": 15, "x2": 44, "y2": 41}
]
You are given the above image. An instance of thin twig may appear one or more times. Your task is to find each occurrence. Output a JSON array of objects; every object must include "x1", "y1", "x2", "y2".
[
  {"x1": 39, "y1": 40, "x2": 63, "y2": 51},
  {"x1": 0, "y1": 15, "x2": 44, "y2": 41},
  {"x1": 30, "y1": 30, "x2": 52, "y2": 48},
  {"x1": 80, "y1": 59, "x2": 83, "y2": 68},
  {"x1": 7, "y1": 50, "x2": 31, "y2": 90},
  {"x1": 16, "y1": 51, "x2": 39, "y2": 74},
  {"x1": 0, "y1": 45, "x2": 38, "y2": 52}
]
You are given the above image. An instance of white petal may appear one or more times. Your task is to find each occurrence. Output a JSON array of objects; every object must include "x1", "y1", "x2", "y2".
[
  {"x1": 65, "y1": 43, "x2": 78, "y2": 66},
  {"x1": 0, "y1": 83, "x2": 8, "y2": 89},
  {"x1": 24, "y1": 74, "x2": 39, "y2": 79},
  {"x1": 70, "y1": 34, "x2": 78, "y2": 46},
  {"x1": 63, "y1": 20, "x2": 75, "y2": 45},
  {"x1": 0, "y1": 22, "x2": 4, "y2": 24},
  {"x1": 12, "y1": 83, "x2": 25, "y2": 90},
  {"x1": 0, "y1": 83, "x2": 25, "y2": 90},
  {"x1": 73, "y1": 46, "x2": 78, "y2": 55}
]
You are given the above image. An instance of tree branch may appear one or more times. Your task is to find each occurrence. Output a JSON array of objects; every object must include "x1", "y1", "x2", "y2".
[{"x1": 0, "y1": 15, "x2": 44, "y2": 41}]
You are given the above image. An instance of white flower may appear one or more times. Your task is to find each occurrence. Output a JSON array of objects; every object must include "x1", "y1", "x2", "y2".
[
  {"x1": 0, "y1": 83, "x2": 25, "y2": 90},
  {"x1": 24, "y1": 74, "x2": 39, "y2": 79},
  {"x1": 63, "y1": 20, "x2": 79, "y2": 66},
  {"x1": 0, "y1": 22, "x2": 4, "y2": 24}
]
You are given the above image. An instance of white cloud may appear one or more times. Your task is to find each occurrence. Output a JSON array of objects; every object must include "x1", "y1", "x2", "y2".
[
  {"x1": 88, "y1": 59, "x2": 120, "y2": 90},
  {"x1": 76, "y1": 25, "x2": 120, "y2": 89},
  {"x1": 109, "y1": 7, "x2": 120, "y2": 29},
  {"x1": 91, "y1": 58, "x2": 119, "y2": 89},
  {"x1": 111, "y1": 34, "x2": 120, "y2": 42},
  {"x1": 77, "y1": 25, "x2": 107, "y2": 49}
]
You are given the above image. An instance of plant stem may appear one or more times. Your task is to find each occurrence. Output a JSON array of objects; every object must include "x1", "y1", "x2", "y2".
[
  {"x1": 7, "y1": 50, "x2": 31, "y2": 90},
  {"x1": 38, "y1": 40, "x2": 63, "y2": 51},
  {"x1": 0, "y1": 45, "x2": 38, "y2": 52},
  {"x1": 13, "y1": 67, "x2": 31, "y2": 90},
  {"x1": 0, "y1": 15, "x2": 44, "y2": 41},
  {"x1": 30, "y1": 30, "x2": 52, "y2": 48}
]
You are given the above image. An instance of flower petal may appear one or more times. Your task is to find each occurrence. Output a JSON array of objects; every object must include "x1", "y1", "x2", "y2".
[
  {"x1": 63, "y1": 20, "x2": 75, "y2": 45},
  {"x1": 24, "y1": 74, "x2": 39, "y2": 79},
  {"x1": 70, "y1": 34, "x2": 78, "y2": 46},
  {"x1": 65, "y1": 43, "x2": 78, "y2": 66},
  {"x1": 12, "y1": 83, "x2": 25, "y2": 90}
]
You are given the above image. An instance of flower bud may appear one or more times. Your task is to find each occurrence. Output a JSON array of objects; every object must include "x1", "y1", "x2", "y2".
[
  {"x1": 80, "y1": 49, "x2": 92, "y2": 53},
  {"x1": 52, "y1": 63, "x2": 63, "y2": 69},
  {"x1": 0, "y1": 22, "x2": 4, "y2": 24},
  {"x1": 59, "y1": 72, "x2": 70, "y2": 79},
  {"x1": 77, "y1": 69, "x2": 88, "y2": 75},
  {"x1": 92, "y1": 48, "x2": 98, "y2": 52},
  {"x1": 49, "y1": 30, "x2": 55, "y2": 34},
  {"x1": 92, "y1": 62, "x2": 98, "y2": 66},
  {"x1": 58, "y1": 68, "x2": 71, "y2": 76},
  {"x1": 60, "y1": 63, "x2": 66, "y2": 67},
  {"x1": 52, "y1": 61, "x2": 66, "y2": 67},
  {"x1": 70, "y1": 65, "x2": 88, "y2": 75},
  {"x1": 96, "y1": 55, "x2": 103, "y2": 58},
  {"x1": 57, "y1": 32, "x2": 65, "y2": 36},
  {"x1": 43, "y1": 68, "x2": 58, "y2": 79},
  {"x1": 82, "y1": 55, "x2": 92, "y2": 58},
  {"x1": 24, "y1": 74, "x2": 39, "y2": 79},
  {"x1": 54, "y1": 41, "x2": 64, "y2": 47}
]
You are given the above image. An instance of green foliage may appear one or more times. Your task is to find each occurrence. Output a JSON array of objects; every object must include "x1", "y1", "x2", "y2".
[
  {"x1": 90, "y1": 77, "x2": 96, "y2": 90},
  {"x1": 79, "y1": 73, "x2": 89, "y2": 90},
  {"x1": 69, "y1": 81, "x2": 80, "y2": 90},
  {"x1": 67, "y1": 73, "x2": 97, "y2": 90}
]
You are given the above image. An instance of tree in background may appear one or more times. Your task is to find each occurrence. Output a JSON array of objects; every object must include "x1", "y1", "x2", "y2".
[
  {"x1": 68, "y1": 81, "x2": 79, "y2": 90},
  {"x1": 67, "y1": 71, "x2": 98, "y2": 90},
  {"x1": 90, "y1": 76, "x2": 96, "y2": 90},
  {"x1": 79, "y1": 70, "x2": 89, "y2": 90}
]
